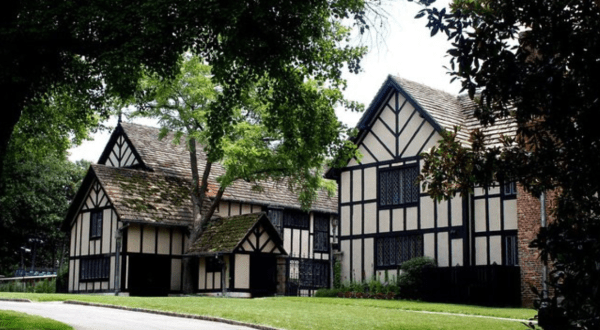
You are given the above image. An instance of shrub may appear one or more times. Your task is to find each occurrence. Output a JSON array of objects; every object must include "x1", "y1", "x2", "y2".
[
  {"x1": 333, "y1": 259, "x2": 342, "y2": 289},
  {"x1": 0, "y1": 278, "x2": 56, "y2": 293},
  {"x1": 397, "y1": 256, "x2": 436, "y2": 300},
  {"x1": 368, "y1": 278, "x2": 384, "y2": 294},
  {"x1": 314, "y1": 288, "x2": 344, "y2": 297}
]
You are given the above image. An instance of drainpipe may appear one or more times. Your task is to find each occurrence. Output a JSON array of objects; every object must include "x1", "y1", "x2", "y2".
[{"x1": 540, "y1": 192, "x2": 548, "y2": 302}]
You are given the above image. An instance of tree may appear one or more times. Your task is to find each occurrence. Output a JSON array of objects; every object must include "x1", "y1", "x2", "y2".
[
  {"x1": 0, "y1": 0, "x2": 373, "y2": 177},
  {"x1": 0, "y1": 144, "x2": 88, "y2": 276},
  {"x1": 128, "y1": 54, "x2": 359, "y2": 292},
  {"x1": 417, "y1": 1, "x2": 600, "y2": 328}
]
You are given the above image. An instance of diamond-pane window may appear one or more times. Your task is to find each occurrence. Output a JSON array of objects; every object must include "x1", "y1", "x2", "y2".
[
  {"x1": 313, "y1": 213, "x2": 329, "y2": 252},
  {"x1": 379, "y1": 166, "x2": 419, "y2": 207},
  {"x1": 376, "y1": 235, "x2": 423, "y2": 269}
]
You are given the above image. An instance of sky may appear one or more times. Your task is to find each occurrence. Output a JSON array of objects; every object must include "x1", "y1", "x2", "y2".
[{"x1": 68, "y1": 0, "x2": 459, "y2": 163}]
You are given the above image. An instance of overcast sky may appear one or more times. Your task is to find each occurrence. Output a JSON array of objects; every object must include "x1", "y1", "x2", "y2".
[{"x1": 68, "y1": 0, "x2": 459, "y2": 163}]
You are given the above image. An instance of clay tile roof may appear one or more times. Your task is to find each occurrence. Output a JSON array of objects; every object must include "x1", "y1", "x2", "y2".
[
  {"x1": 120, "y1": 122, "x2": 337, "y2": 213},
  {"x1": 187, "y1": 212, "x2": 266, "y2": 254},
  {"x1": 92, "y1": 164, "x2": 194, "y2": 225}
]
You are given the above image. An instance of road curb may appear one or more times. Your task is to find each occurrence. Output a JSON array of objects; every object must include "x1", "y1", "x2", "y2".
[
  {"x1": 0, "y1": 298, "x2": 32, "y2": 303},
  {"x1": 63, "y1": 300, "x2": 282, "y2": 330}
]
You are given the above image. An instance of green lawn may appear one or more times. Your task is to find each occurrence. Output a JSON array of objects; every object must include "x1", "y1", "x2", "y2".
[
  {"x1": 0, "y1": 310, "x2": 72, "y2": 330},
  {"x1": 0, "y1": 293, "x2": 537, "y2": 330}
]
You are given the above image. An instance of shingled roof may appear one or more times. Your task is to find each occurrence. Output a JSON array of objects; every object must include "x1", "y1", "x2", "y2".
[
  {"x1": 92, "y1": 164, "x2": 197, "y2": 225},
  {"x1": 356, "y1": 75, "x2": 517, "y2": 148},
  {"x1": 187, "y1": 212, "x2": 284, "y2": 255},
  {"x1": 117, "y1": 122, "x2": 337, "y2": 214}
]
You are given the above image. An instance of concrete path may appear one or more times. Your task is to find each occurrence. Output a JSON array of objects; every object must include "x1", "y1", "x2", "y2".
[{"x1": 0, "y1": 300, "x2": 256, "y2": 330}]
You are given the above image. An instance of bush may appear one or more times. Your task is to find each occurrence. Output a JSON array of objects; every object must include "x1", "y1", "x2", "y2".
[
  {"x1": 56, "y1": 265, "x2": 69, "y2": 293},
  {"x1": 314, "y1": 288, "x2": 344, "y2": 297},
  {"x1": 0, "y1": 278, "x2": 56, "y2": 293},
  {"x1": 397, "y1": 256, "x2": 436, "y2": 300},
  {"x1": 333, "y1": 259, "x2": 342, "y2": 289},
  {"x1": 368, "y1": 278, "x2": 384, "y2": 294}
]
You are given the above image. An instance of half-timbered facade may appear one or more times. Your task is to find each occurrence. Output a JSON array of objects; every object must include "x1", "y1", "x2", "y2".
[
  {"x1": 189, "y1": 213, "x2": 286, "y2": 297},
  {"x1": 328, "y1": 75, "x2": 540, "y2": 306},
  {"x1": 64, "y1": 123, "x2": 337, "y2": 296}
]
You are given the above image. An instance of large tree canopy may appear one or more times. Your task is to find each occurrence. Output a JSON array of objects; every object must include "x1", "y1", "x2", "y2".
[
  {"x1": 418, "y1": 0, "x2": 600, "y2": 328},
  {"x1": 128, "y1": 54, "x2": 355, "y2": 291},
  {"x1": 0, "y1": 0, "x2": 371, "y2": 176}
]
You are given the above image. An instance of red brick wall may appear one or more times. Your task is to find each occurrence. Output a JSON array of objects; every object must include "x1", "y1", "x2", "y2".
[{"x1": 517, "y1": 186, "x2": 556, "y2": 307}]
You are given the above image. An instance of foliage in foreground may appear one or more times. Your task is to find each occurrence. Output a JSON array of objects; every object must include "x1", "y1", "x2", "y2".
[
  {"x1": 417, "y1": 0, "x2": 600, "y2": 328},
  {"x1": 1, "y1": 0, "x2": 373, "y2": 178},
  {"x1": 0, "y1": 310, "x2": 72, "y2": 330}
]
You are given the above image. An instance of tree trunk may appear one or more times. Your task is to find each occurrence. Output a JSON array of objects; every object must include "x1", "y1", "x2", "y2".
[{"x1": 182, "y1": 137, "x2": 220, "y2": 294}]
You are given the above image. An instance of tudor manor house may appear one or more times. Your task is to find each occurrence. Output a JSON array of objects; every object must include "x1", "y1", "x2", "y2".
[{"x1": 64, "y1": 75, "x2": 548, "y2": 307}]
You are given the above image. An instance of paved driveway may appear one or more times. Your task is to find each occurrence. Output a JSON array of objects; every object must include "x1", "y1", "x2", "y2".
[{"x1": 0, "y1": 301, "x2": 256, "y2": 330}]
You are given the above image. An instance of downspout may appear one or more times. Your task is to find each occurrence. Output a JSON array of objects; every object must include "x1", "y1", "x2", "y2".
[
  {"x1": 540, "y1": 192, "x2": 548, "y2": 301},
  {"x1": 114, "y1": 223, "x2": 129, "y2": 296}
]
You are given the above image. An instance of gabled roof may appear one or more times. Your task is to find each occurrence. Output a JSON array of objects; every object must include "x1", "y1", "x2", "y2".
[
  {"x1": 115, "y1": 123, "x2": 337, "y2": 214},
  {"x1": 355, "y1": 75, "x2": 517, "y2": 148},
  {"x1": 187, "y1": 212, "x2": 286, "y2": 255},
  {"x1": 93, "y1": 164, "x2": 198, "y2": 225}
]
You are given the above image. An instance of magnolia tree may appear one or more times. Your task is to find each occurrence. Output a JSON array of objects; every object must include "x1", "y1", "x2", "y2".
[{"x1": 417, "y1": 1, "x2": 600, "y2": 328}]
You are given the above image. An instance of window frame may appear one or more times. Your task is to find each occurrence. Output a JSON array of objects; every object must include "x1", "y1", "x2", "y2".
[
  {"x1": 267, "y1": 208, "x2": 284, "y2": 236},
  {"x1": 313, "y1": 213, "x2": 330, "y2": 253},
  {"x1": 502, "y1": 181, "x2": 517, "y2": 198},
  {"x1": 504, "y1": 235, "x2": 519, "y2": 266},
  {"x1": 378, "y1": 165, "x2": 420, "y2": 209},
  {"x1": 79, "y1": 256, "x2": 110, "y2": 282},
  {"x1": 375, "y1": 234, "x2": 424, "y2": 270},
  {"x1": 89, "y1": 210, "x2": 103, "y2": 240},
  {"x1": 283, "y1": 210, "x2": 310, "y2": 230},
  {"x1": 205, "y1": 256, "x2": 222, "y2": 273}
]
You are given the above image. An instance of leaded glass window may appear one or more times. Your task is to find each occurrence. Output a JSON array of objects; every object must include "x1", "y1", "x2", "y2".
[
  {"x1": 80, "y1": 256, "x2": 110, "y2": 281},
  {"x1": 375, "y1": 235, "x2": 423, "y2": 269},
  {"x1": 379, "y1": 166, "x2": 419, "y2": 207},
  {"x1": 283, "y1": 210, "x2": 309, "y2": 229},
  {"x1": 90, "y1": 211, "x2": 102, "y2": 239},
  {"x1": 313, "y1": 213, "x2": 329, "y2": 252},
  {"x1": 267, "y1": 208, "x2": 283, "y2": 235}
]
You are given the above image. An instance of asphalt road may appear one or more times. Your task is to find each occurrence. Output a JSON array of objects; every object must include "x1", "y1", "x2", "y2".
[{"x1": 0, "y1": 300, "x2": 257, "y2": 330}]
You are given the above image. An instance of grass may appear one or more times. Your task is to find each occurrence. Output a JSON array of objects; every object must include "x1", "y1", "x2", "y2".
[
  {"x1": 0, "y1": 293, "x2": 537, "y2": 330},
  {"x1": 0, "y1": 310, "x2": 72, "y2": 330}
]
